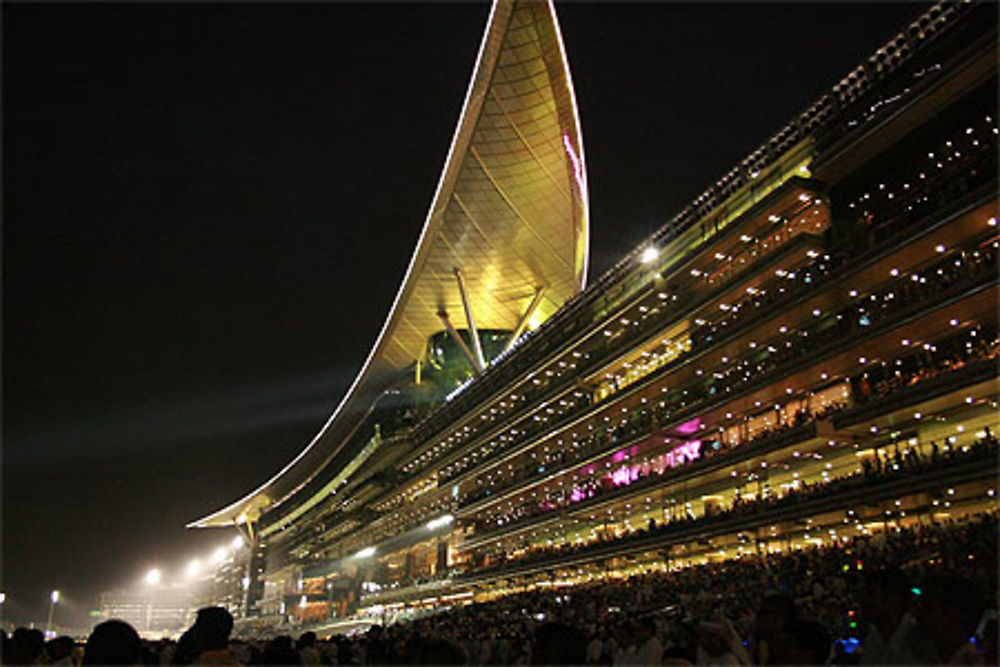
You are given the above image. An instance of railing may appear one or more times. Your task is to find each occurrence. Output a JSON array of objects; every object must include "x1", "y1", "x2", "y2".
[
  {"x1": 440, "y1": 240, "x2": 996, "y2": 493},
  {"x1": 460, "y1": 316, "x2": 997, "y2": 541},
  {"x1": 345, "y1": 235, "x2": 996, "y2": 552},
  {"x1": 409, "y1": 128, "x2": 995, "y2": 487},
  {"x1": 835, "y1": 356, "x2": 997, "y2": 428},
  {"x1": 458, "y1": 437, "x2": 997, "y2": 583},
  {"x1": 459, "y1": 421, "x2": 821, "y2": 547}
]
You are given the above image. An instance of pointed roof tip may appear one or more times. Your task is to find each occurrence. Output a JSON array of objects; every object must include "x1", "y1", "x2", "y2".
[{"x1": 190, "y1": 0, "x2": 588, "y2": 530}]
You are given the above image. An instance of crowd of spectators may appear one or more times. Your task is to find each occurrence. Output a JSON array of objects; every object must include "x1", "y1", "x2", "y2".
[
  {"x1": 4, "y1": 513, "x2": 995, "y2": 665},
  {"x1": 840, "y1": 103, "x2": 996, "y2": 254}
]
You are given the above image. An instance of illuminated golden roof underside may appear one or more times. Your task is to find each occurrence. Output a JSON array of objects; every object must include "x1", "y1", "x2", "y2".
[{"x1": 190, "y1": 0, "x2": 588, "y2": 529}]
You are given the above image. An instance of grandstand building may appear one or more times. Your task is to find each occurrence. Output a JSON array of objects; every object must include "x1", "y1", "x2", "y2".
[{"x1": 191, "y1": 0, "x2": 999, "y2": 632}]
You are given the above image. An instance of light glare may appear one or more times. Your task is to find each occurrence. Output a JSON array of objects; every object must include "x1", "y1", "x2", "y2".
[{"x1": 426, "y1": 514, "x2": 455, "y2": 531}]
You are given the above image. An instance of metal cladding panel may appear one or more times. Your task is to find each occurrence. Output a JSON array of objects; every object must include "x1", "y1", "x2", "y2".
[{"x1": 190, "y1": 0, "x2": 588, "y2": 529}]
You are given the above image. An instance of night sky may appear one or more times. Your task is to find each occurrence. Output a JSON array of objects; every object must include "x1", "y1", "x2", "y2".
[{"x1": 3, "y1": 1, "x2": 924, "y2": 628}]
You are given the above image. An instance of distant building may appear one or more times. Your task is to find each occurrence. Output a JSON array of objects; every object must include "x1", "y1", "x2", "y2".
[{"x1": 99, "y1": 584, "x2": 192, "y2": 636}]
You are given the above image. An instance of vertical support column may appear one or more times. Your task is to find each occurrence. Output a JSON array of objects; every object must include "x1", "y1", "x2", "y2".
[
  {"x1": 436, "y1": 538, "x2": 449, "y2": 574},
  {"x1": 405, "y1": 551, "x2": 416, "y2": 580},
  {"x1": 453, "y1": 267, "x2": 487, "y2": 371}
]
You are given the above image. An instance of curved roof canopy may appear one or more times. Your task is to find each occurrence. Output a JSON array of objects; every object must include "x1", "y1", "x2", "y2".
[{"x1": 190, "y1": 0, "x2": 589, "y2": 529}]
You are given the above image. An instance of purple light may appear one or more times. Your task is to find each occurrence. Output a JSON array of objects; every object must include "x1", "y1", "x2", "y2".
[
  {"x1": 610, "y1": 468, "x2": 629, "y2": 486},
  {"x1": 566, "y1": 440, "x2": 704, "y2": 502},
  {"x1": 664, "y1": 439, "x2": 701, "y2": 468},
  {"x1": 610, "y1": 466, "x2": 640, "y2": 486},
  {"x1": 674, "y1": 417, "x2": 703, "y2": 436}
]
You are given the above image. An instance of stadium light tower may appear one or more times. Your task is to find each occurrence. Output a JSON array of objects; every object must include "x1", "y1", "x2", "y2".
[
  {"x1": 142, "y1": 569, "x2": 161, "y2": 633},
  {"x1": 211, "y1": 547, "x2": 227, "y2": 565},
  {"x1": 46, "y1": 589, "x2": 60, "y2": 635}
]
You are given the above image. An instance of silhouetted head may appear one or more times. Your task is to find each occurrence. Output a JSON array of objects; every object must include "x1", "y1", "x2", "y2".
[
  {"x1": 192, "y1": 606, "x2": 233, "y2": 650},
  {"x1": 772, "y1": 619, "x2": 831, "y2": 665},
  {"x1": 636, "y1": 616, "x2": 657, "y2": 641},
  {"x1": 46, "y1": 635, "x2": 76, "y2": 662},
  {"x1": 857, "y1": 567, "x2": 911, "y2": 633},
  {"x1": 915, "y1": 575, "x2": 985, "y2": 660},
  {"x1": 296, "y1": 631, "x2": 317, "y2": 650},
  {"x1": 754, "y1": 593, "x2": 796, "y2": 642},
  {"x1": 83, "y1": 620, "x2": 142, "y2": 665},
  {"x1": 10, "y1": 627, "x2": 46, "y2": 665},
  {"x1": 532, "y1": 621, "x2": 587, "y2": 665},
  {"x1": 171, "y1": 606, "x2": 233, "y2": 664},
  {"x1": 408, "y1": 638, "x2": 468, "y2": 665},
  {"x1": 259, "y1": 635, "x2": 301, "y2": 665},
  {"x1": 696, "y1": 621, "x2": 737, "y2": 659}
]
